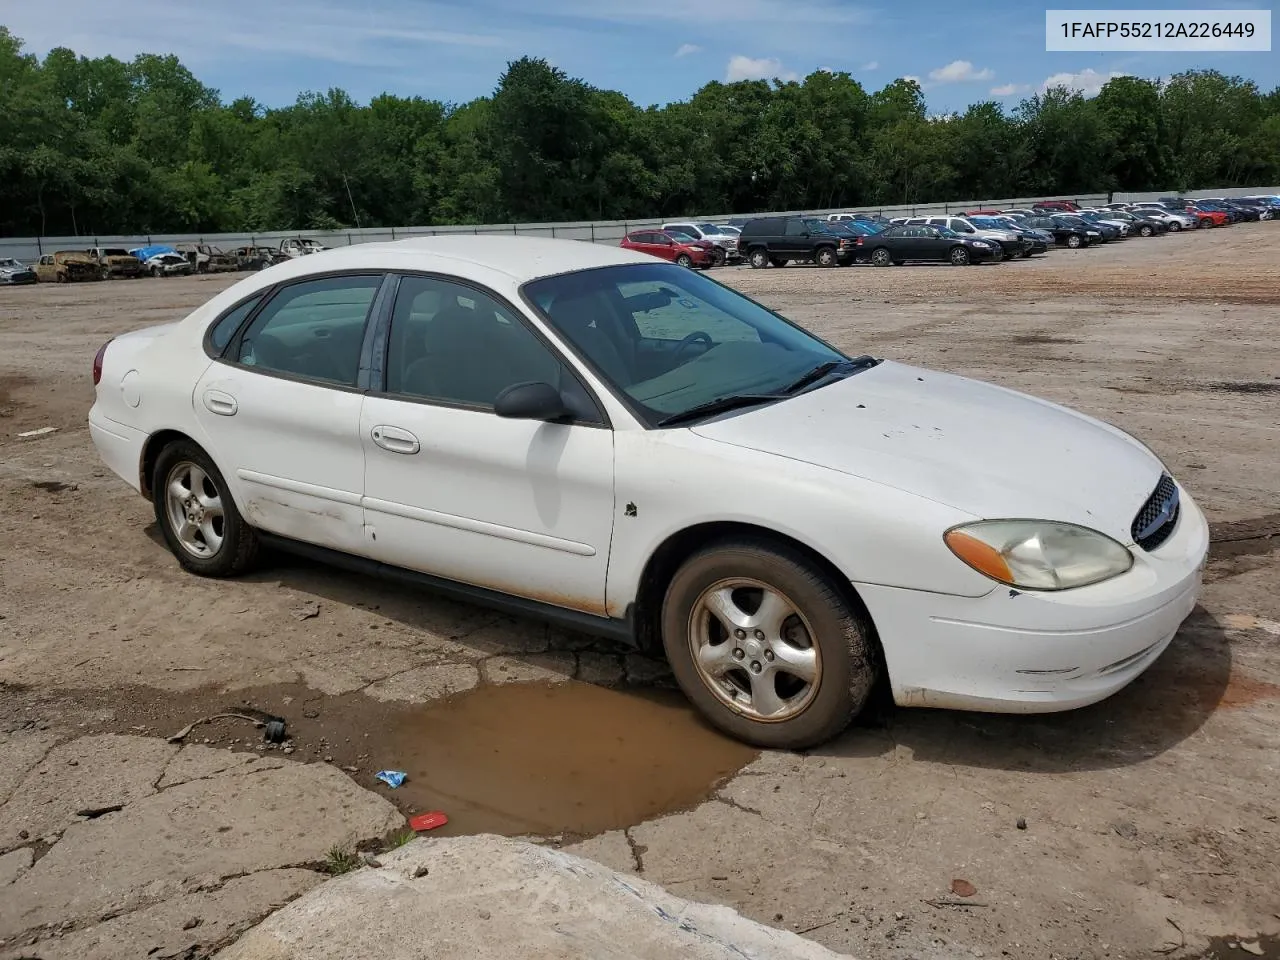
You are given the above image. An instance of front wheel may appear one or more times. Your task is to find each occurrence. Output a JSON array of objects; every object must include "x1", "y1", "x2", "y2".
[
  {"x1": 1140, "y1": 225, "x2": 1153, "y2": 237},
  {"x1": 1169, "y1": 221, "x2": 1182, "y2": 232},
  {"x1": 661, "y1": 539, "x2": 879, "y2": 749},
  {"x1": 710, "y1": 247, "x2": 726, "y2": 267},
  {"x1": 1066, "y1": 234, "x2": 1082, "y2": 248},
  {"x1": 153, "y1": 440, "x2": 259, "y2": 577},
  {"x1": 749, "y1": 249, "x2": 769, "y2": 269},
  {"x1": 815, "y1": 247, "x2": 837, "y2": 268},
  {"x1": 949, "y1": 246, "x2": 970, "y2": 265}
]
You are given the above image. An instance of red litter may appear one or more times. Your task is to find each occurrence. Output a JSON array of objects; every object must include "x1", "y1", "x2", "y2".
[{"x1": 409, "y1": 811, "x2": 449, "y2": 832}]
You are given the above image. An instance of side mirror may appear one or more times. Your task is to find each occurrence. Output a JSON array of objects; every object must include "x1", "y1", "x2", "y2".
[{"x1": 494, "y1": 381, "x2": 572, "y2": 422}]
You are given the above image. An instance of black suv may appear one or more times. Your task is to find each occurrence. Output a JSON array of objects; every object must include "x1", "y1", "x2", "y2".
[{"x1": 738, "y1": 216, "x2": 856, "y2": 268}]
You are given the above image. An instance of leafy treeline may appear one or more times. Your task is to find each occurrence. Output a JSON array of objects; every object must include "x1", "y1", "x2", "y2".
[{"x1": 2, "y1": 26, "x2": 1279, "y2": 237}]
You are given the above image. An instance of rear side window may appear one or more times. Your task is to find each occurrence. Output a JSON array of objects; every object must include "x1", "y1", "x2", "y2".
[
  {"x1": 235, "y1": 275, "x2": 382, "y2": 387},
  {"x1": 209, "y1": 295, "x2": 263, "y2": 353},
  {"x1": 784, "y1": 220, "x2": 807, "y2": 236}
]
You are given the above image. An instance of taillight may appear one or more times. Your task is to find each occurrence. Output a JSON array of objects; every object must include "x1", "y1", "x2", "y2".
[
  {"x1": 93, "y1": 339, "x2": 113, "y2": 386},
  {"x1": 855, "y1": 236, "x2": 863, "y2": 245}
]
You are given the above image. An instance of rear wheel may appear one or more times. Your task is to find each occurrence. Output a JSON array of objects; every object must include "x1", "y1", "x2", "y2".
[
  {"x1": 949, "y1": 245, "x2": 970, "y2": 265},
  {"x1": 676, "y1": 253, "x2": 693, "y2": 268},
  {"x1": 815, "y1": 247, "x2": 837, "y2": 268},
  {"x1": 869, "y1": 248, "x2": 892, "y2": 267},
  {"x1": 153, "y1": 440, "x2": 259, "y2": 577},
  {"x1": 661, "y1": 538, "x2": 879, "y2": 749}
]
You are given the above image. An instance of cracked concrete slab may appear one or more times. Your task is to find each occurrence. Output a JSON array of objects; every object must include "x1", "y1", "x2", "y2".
[
  {"x1": 0, "y1": 731, "x2": 59, "y2": 809},
  {"x1": 0, "y1": 734, "x2": 176, "y2": 848},
  {"x1": 213, "y1": 836, "x2": 857, "y2": 960},
  {"x1": 0, "y1": 869, "x2": 320, "y2": 960},
  {"x1": 480, "y1": 652, "x2": 575, "y2": 684},
  {"x1": 363, "y1": 663, "x2": 479, "y2": 703},
  {"x1": 0, "y1": 847, "x2": 33, "y2": 886},
  {"x1": 0, "y1": 735, "x2": 403, "y2": 953}
]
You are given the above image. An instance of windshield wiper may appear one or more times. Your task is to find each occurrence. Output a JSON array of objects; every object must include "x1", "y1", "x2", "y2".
[
  {"x1": 656, "y1": 393, "x2": 784, "y2": 427},
  {"x1": 780, "y1": 355, "x2": 879, "y2": 395}
]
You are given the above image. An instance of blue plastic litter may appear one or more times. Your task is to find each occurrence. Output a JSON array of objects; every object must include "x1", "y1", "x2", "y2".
[{"x1": 375, "y1": 770, "x2": 407, "y2": 789}]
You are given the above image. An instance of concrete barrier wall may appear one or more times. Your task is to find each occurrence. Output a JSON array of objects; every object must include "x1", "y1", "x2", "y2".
[
  {"x1": 9, "y1": 191, "x2": 1225, "y2": 264},
  {"x1": 1113, "y1": 186, "x2": 1280, "y2": 203}
]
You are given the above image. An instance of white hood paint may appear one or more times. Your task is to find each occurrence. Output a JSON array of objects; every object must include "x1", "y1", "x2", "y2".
[{"x1": 691, "y1": 360, "x2": 1163, "y2": 543}]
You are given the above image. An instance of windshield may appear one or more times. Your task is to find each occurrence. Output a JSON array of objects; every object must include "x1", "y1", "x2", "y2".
[
  {"x1": 716, "y1": 226, "x2": 740, "y2": 235},
  {"x1": 695, "y1": 223, "x2": 721, "y2": 234},
  {"x1": 969, "y1": 217, "x2": 1003, "y2": 229},
  {"x1": 665, "y1": 228, "x2": 696, "y2": 241},
  {"x1": 523, "y1": 263, "x2": 848, "y2": 427}
]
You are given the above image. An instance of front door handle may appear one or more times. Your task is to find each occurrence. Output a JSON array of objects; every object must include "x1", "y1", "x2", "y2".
[
  {"x1": 202, "y1": 389, "x2": 238, "y2": 416},
  {"x1": 371, "y1": 425, "x2": 420, "y2": 455}
]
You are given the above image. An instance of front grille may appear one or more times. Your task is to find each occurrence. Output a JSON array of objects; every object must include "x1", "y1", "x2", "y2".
[{"x1": 1131, "y1": 473, "x2": 1180, "y2": 551}]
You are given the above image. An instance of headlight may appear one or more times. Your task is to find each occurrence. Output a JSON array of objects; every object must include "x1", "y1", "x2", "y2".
[{"x1": 944, "y1": 520, "x2": 1133, "y2": 591}]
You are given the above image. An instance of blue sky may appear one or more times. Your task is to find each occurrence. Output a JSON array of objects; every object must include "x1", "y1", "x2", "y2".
[{"x1": 5, "y1": 0, "x2": 1276, "y2": 111}]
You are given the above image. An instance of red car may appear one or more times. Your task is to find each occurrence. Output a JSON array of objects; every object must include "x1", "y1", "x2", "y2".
[
  {"x1": 963, "y1": 209, "x2": 1005, "y2": 216},
  {"x1": 1186, "y1": 205, "x2": 1230, "y2": 227},
  {"x1": 1032, "y1": 199, "x2": 1080, "y2": 212},
  {"x1": 620, "y1": 229, "x2": 714, "y2": 268}
]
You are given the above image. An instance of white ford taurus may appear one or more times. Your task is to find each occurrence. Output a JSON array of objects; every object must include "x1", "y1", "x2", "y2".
[{"x1": 89, "y1": 236, "x2": 1209, "y2": 748}]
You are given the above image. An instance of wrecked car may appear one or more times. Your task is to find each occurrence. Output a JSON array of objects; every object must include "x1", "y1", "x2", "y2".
[
  {"x1": 0, "y1": 257, "x2": 38, "y2": 285},
  {"x1": 175, "y1": 243, "x2": 239, "y2": 274},
  {"x1": 277, "y1": 237, "x2": 330, "y2": 258},
  {"x1": 34, "y1": 251, "x2": 101, "y2": 283},
  {"x1": 88, "y1": 247, "x2": 147, "y2": 279}
]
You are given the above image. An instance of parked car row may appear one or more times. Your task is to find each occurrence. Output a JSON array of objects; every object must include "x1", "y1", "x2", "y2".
[{"x1": 2, "y1": 237, "x2": 332, "y2": 284}]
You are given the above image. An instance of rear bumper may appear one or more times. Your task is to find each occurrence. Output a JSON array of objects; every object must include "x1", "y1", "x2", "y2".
[
  {"x1": 859, "y1": 485, "x2": 1210, "y2": 713},
  {"x1": 88, "y1": 407, "x2": 146, "y2": 493}
]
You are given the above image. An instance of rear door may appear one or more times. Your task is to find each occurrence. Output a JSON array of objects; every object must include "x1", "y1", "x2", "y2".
[
  {"x1": 193, "y1": 273, "x2": 387, "y2": 555},
  {"x1": 781, "y1": 218, "x2": 811, "y2": 257}
]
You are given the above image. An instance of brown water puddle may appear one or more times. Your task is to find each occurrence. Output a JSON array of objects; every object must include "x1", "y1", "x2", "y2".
[
  {"x1": 379, "y1": 682, "x2": 758, "y2": 837},
  {"x1": 19, "y1": 677, "x2": 757, "y2": 840}
]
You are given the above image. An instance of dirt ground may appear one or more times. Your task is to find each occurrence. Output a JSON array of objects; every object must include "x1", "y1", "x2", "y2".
[{"x1": 2, "y1": 225, "x2": 1279, "y2": 960}]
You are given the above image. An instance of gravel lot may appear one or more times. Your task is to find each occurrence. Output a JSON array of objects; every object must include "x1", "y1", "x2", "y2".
[{"x1": 1, "y1": 225, "x2": 1278, "y2": 960}]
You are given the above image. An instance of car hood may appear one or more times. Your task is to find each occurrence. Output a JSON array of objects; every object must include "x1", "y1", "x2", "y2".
[{"x1": 690, "y1": 360, "x2": 1162, "y2": 543}]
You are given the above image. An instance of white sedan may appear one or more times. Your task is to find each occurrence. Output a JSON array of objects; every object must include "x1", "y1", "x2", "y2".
[{"x1": 88, "y1": 237, "x2": 1208, "y2": 748}]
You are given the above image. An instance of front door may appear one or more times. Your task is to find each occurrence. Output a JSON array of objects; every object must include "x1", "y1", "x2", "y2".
[
  {"x1": 361, "y1": 274, "x2": 615, "y2": 616},
  {"x1": 192, "y1": 273, "x2": 386, "y2": 555}
]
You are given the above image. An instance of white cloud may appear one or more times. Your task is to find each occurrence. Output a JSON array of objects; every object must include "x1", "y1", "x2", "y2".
[
  {"x1": 726, "y1": 55, "x2": 799, "y2": 83},
  {"x1": 901, "y1": 74, "x2": 922, "y2": 84},
  {"x1": 928, "y1": 59, "x2": 995, "y2": 83},
  {"x1": 861, "y1": 60, "x2": 879, "y2": 71},
  {"x1": 990, "y1": 82, "x2": 1030, "y2": 96},
  {"x1": 1040, "y1": 68, "x2": 1130, "y2": 97},
  {"x1": 674, "y1": 43, "x2": 701, "y2": 57}
]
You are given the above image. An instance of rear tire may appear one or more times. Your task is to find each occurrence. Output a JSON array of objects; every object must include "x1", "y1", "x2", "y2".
[
  {"x1": 152, "y1": 440, "x2": 259, "y2": 578},
  {"x1": 676, "y1": 253, "x2": 693, "y2": 268},
  {"x1": 815, "y1": 247, "x2": 837, "y2": 268},
  {"x1": 869, "y1": 248, "x2": 892, "y2": 267},
  {"x1": 661, "y1": 538, "x2": 879, "y2": 750}
]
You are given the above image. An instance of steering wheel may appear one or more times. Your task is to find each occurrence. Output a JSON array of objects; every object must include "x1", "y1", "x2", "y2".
[{"x1": 673, "y1": 330, "x2": 713, "y2": 360}]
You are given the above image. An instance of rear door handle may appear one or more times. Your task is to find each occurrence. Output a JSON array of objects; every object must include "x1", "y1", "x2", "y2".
[
  {"x1": 202, "y1": 389, "x2": 238, "y2": 416},
  {"x1": 371, "y1": 425, "x2": 420, "y2": 455}
]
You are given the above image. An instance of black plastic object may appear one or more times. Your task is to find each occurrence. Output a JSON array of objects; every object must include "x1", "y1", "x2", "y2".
[{"x1": 263, "y1": 719, "x2": 287, "y2": 743}]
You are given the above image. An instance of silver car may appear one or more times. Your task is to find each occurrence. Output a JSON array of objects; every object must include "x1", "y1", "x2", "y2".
[{"x1": 663, "y1": 222, "x2": 740, "y2": 263}]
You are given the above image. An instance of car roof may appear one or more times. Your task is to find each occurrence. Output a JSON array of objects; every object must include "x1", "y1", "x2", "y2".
[{"x1": 264, "y1": 235, "x2": 655, "y2": 285}]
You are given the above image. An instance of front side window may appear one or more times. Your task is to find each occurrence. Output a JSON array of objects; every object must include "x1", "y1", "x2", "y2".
[
  {"x1": 385, "y1": 274, "x2": 597, "y2": 418},
  {"x1": 784, "y1": 220, "x2": 808, "y2": 236},
  {"x1": 524, "y1": 263, "x2": 846, "y2": 426},
  {"x1": 235, "y1": 274, "x2": 382, "y2": 386}
]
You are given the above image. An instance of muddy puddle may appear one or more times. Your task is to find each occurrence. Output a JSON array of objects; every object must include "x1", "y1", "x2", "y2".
[{"x1": 10, "y1": 677, "x2": 758, "y2": 840}]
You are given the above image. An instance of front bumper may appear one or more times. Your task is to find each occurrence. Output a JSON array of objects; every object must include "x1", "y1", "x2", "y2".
[
  {"x1": 858, "y1": 484, "x2": 1210, "y2": 713},
  {"x1": 0, "y1": 273, "x2": 37, "y2": 284}
]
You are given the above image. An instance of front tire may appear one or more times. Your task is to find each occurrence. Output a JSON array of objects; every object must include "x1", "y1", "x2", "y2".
[
  {"x1": 949, "y1": 245, "x2": 970, "y2": 265},
  {"x1": 1066, "y1": 234, "x2": 1082, "y2": 248},
  {"x1": 749, "y1": 249, "x2": 769, "y2": 269},
  {"x1": 153, "y1": 440, "x2": 259, "y2": 577},
  {"x1": 1139, "y1": 225, "x2": 1153, "y2": 237},
  {"x1": 661, "y1": 539, "x2": 879, "y2": 750}
]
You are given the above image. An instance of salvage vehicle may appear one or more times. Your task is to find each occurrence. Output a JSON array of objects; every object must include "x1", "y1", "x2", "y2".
[
  {"x1": 88, "y1": 247, "x2": 147, "y2": 279},
  {"x1": 620, "y1": 230, "x2": 715, "y2": 268},
  {"x1": 662, "y1": 222, "x2": 741, "y2": 263},
  {"x1": 176, "y1": 243, "x2": 240, "y2": 273},
  {"x1": 141, "y1": 252, "x2": 196, "y2": 278},
  {"x1": 0, "y1": 257, "x2": 38, "y2": 285},
  {"x1": 87, "y1": 237, "x2": 1208, "y2": 749},
  {"x1": 278, "y1": 238, "x2": 330, "y2": 259},
  {"x1": 233, "y1": 246, "x2": 288, "y2": 271},
  {"x1": 862, "y1": 224, "x2": 998, "y2": 266},
  {"x1": 739, "y1": 216, "x2": 857, "y2": 268},
  {"x1": 34, "y1": 251, "x2": 101, "y2": 283}
]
